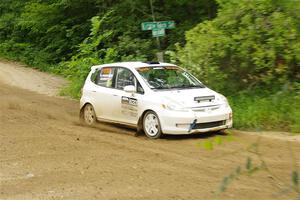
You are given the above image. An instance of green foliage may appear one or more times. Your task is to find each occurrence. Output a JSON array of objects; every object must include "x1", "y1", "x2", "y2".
[
  {"x1": 218, "y1": 165, "x2": 243, "y2": 193},
  {"x1": 55, "y1": 13, "x2": 120, "y2": 98},
  {"x1": 174, "y1": 0, "x2": 300, "y2": 133},
  {"x1": 59, "y1": 79, "x2": 85, "y2": 99},
  {"x1": 203, "y1": 140, "x2": 214, "y2": 150},
  {"x1": 293, "y1": 171, "x2": 299, "y2": 188},
  {"x1": 246, "y1": 157, "x2": 252, "y2": 171},
  {"x1": 176, "y1": 0, "x2": 300, "y2": 92},
  {"x1": 199, "y1": 134, "x2": 234, "y2": 150},
  {"x1": 0, "y1": 0, "x2": 215, "y2": 67}
]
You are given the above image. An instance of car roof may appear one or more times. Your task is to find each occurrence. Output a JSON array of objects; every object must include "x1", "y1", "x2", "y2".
[{"x1": 91, "y1": 61, "x2": 177, "y2": 70}]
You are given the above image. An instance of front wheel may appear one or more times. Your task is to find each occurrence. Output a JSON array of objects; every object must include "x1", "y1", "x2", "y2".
[
  {"x1": 143, "y1": 111, "x2": 163, "y2": 139},
  {"x1": 83, "y1": 104, "x2": 97, "y2": 126}
]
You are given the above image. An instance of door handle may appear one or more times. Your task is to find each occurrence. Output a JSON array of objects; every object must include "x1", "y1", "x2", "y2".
[{"x1": 113, "y1": 94, "x2": 118, "y2": 97}]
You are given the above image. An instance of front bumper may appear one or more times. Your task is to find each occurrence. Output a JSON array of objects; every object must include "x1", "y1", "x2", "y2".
[{"x1": 159, "y1": 106, "x2": 233, "y2": 135}]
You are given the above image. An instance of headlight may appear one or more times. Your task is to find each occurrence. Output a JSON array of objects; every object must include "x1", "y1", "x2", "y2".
[
  {"x1": 218, "y1": 94, "x2": 229, "y2": 107},
  {"x1": 162, "y1": 102, "x2": 189, "y2": 112}
]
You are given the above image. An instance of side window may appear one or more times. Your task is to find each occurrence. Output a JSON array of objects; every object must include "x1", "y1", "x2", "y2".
[
  {"x1": 137, "y1": 81, "x2": 144, "y2": 94},
  {"x1": 93, "y1": 67, "x2": 116, "y2": 88},
  {"x1": 115, "y1": 68, "x2": 144, "y2": 94},
  {"x1": 90, "y1": 69, "x2": 99, "y2": 83},
  {"x1": 115, "y1": 68, "x2": 136, "y2": 90}
]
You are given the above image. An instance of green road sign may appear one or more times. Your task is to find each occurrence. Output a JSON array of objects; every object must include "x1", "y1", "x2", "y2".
[
  {"x1": 141, "y1": 21, "x2": 175, "y2": 31},
  {"x1": 141, "y1": 22, "x2": 157, "y2": 31},
  {"x1": 157, "y1": 21, "x2": 175, "y2": 29},
  {"x1": 152, "y1": 28, "x2": 165, "y2": 37}
]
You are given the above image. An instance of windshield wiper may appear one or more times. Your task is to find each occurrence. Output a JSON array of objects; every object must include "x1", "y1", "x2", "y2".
[
  {"x1": 186, "y1": 85, "x2": 204, "y2": 88},
  {"x1": 153, "y1": 85, "x2": 204, "y2": 90},
  {"x1": 153, "y1": 86, "x2": 171, "y2": 90},
  {"x1": 170, "y1": 84, "x2": 202, "y2": 89}
]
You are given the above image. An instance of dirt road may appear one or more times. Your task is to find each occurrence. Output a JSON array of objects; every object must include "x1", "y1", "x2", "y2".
[
  {"x1": 1, "y1": 61, "x2": 300, "y2": 200},
  {"x1": 0, "y1": 60, "x2": 67, "y2": 96}
]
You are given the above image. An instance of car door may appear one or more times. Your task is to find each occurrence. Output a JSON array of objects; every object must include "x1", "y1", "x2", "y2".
[
  {"x1": 112, "y1": 67, "x2": 145, "y2": 125},
  {"x1": 92, "y1": 67, "x2": 120, "y2": 121}
]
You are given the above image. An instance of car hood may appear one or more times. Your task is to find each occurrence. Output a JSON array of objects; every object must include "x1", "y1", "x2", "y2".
[{"x1": 155, "y1": 88, "x2": 222, "y2": 108}]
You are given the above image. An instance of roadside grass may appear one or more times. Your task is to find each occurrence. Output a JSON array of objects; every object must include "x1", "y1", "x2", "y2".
[
  {"x1": 59, "y1": 79, "x2": 85, "y2": 99},
  {"x1": 229, "y1": 91, "x2": 300, "y2": 133}
]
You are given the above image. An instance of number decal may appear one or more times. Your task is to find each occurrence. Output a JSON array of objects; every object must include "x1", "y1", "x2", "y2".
[
  {"x1": 121, "y1": 96, "x2": 138, "y2": 106},
  {"x1": 121, "y1": 96, "x2": 138, "y2": 117}
]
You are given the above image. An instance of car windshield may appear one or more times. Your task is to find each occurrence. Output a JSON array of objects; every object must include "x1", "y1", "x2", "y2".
[{"x1": 137, "y1": 66, "x2": 205, "y2": 90}]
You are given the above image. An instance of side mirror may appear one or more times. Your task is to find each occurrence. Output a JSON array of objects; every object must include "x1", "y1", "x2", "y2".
[{"x1": 124, "y1": 85, "x2": 136, "y2": 93}]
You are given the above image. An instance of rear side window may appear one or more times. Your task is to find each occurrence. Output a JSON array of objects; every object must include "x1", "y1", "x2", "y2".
[
  {"x1": 91, "y1": 67, "x2": 116, "y2": 88},
  {"x1": 90, "y1": 69, "x2": 99, "y2": 83},
  {"x1": 91, "y1": 67, "x2": 144, "y2": 94}
]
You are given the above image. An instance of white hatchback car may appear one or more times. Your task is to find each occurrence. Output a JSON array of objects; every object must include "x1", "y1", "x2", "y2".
[{"x1": 80, "y1": 62, "x2": 232, "y2": 138}]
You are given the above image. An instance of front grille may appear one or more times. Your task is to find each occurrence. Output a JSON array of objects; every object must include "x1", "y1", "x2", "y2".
[
  {"x1": 192, "y1": 105, "x2": 220, "y2": 112},
  {"x1": 193, "y1": 120, "x2": 225, "y2": 129}
]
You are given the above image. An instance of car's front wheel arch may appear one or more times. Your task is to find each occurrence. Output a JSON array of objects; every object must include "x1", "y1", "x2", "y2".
[{"x1": 137, "y1": 109, "x2": 153, "y2": 134}]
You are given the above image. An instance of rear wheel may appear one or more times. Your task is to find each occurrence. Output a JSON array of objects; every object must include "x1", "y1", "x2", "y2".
[
  {"x1": 143, "y1": 111, "x2": 163, "y2": 139},
  {"x1": 83, "y1": 104, "x2": 97, "y2": 126}
]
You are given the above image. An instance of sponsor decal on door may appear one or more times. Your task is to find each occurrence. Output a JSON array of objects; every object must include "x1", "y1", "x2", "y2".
[{"x1": 121, "y1": 96, "x2": 138, "y2": 117}]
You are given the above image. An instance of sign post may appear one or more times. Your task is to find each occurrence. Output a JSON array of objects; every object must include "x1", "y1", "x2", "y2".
[
  {"x1": 141, "y1": 21, "x2": 175, "y2": 61},
  {"x1": 143, "y1": 0, "x2": 175, "y2": 62}
]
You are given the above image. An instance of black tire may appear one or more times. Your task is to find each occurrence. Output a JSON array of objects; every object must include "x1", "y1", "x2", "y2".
[
  {"x1": 143, "y1": 111, "x2": 163, "y2": 139},
  {"x1": 83, "y1": 104, "x2": 97, "y2": 126}
]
